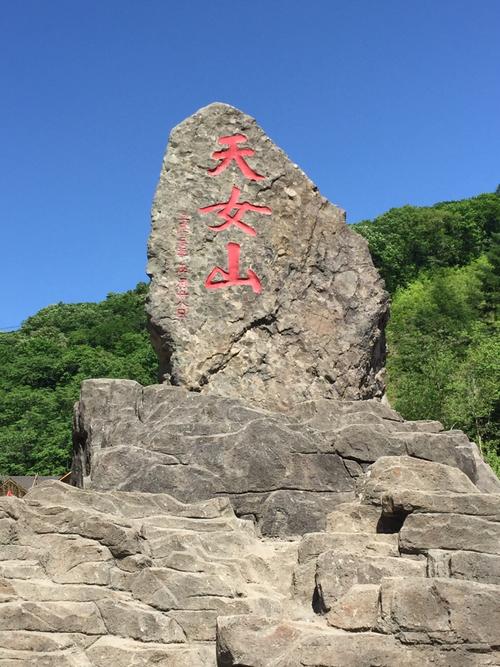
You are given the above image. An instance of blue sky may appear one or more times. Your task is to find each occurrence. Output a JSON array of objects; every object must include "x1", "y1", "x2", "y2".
[{"x1": 1, "y1": 0, "x2": 499, "y2": 328}]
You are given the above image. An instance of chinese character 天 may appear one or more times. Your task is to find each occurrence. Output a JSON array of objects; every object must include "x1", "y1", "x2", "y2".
[{"x1": 207, "y1": 133, "x2": 265, "y2": 181}]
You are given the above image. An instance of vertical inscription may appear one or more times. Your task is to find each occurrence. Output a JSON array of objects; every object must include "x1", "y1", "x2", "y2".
[
  {"x1": 175, "y1": 213, "x2": 190, "y2": 319},
  {"x1": 199, "y1": 133, "x2": 271, "y2": 293}
]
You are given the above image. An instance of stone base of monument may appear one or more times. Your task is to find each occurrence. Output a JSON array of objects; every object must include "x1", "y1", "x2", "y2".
[
  {"x1": 70, "y1": 378, "x2": 493, "y2": 537},
  {"x1": 1, "y1": 447, "x2": 498, "y2": 665}
]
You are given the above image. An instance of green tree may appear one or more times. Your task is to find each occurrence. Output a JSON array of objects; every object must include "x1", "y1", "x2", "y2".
[
  {"x1": 354, "y1": 190, "x2": 499, "y2": 474},
  {"x1": 443, "y1": 326, "x2": 500, "y2": 474},
  {"x1": 0, "y1": 283, "x2": 157, "y2": 476},
  {"x1": 477, "y1": 232, "x2": 500, "y2": 317},
  {"x1": 386, "y1": 259, "x2": 499, "y2": 473},
  {"x1": 354, "y1": 193, "x2": 500, "y2": 292}
]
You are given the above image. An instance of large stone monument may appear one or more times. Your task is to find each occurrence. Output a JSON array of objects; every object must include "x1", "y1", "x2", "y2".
[
  {"x1": 146, "y1": 103, "x2": 388, "y2": 408},
  {"x1": 2, "y1": 104, "x2": 499, "y2": 666}
]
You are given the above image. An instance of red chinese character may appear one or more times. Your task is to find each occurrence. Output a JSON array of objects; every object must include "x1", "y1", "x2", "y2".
[
  {"x1": 205, "y1": 242, "x2": 261, "y2": 294},
  {"x1": 176, "y1": 280, "x2": 189, "y2": 297},
  {"x1": 208, "y1": 134, "x2": 265, "y2": 181},
  {"x1": 199, "y1": 186, "x2": 271, "y2": 237},
  {"x1": 177, "y1": 237, "x2": 188, "y2": 256}
]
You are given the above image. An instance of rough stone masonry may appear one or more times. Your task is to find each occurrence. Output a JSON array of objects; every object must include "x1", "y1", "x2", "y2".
[{"x1": 146, "y1": 103, "x2": 388, "y2": 408}]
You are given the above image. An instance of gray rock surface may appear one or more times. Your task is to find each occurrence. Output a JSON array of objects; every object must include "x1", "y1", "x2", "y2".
[
  {"x1": 146, "y1": 102, "x2": 388, "y2": 408},
  {"x1": 377, "y1": 577, "x2": 500, "y2": 645},
  {"x1": 220, "y1": 455, "x2": 500, "y2": 665},
  {"x1": 469, "y1": 442, "x2": 500, "y2": 493},
  {"x1": 2, "y1": 454, "x2": 499, "y2": 665},
  {"x1": 71, "y1": 378, "x2": 483, "y2": 536},
  {"x1": 0, "y1": 480, "x2": 296, "y2": 665},
  {"x1": 359, "y1": 454, "x2": 480, "y2": 503}
]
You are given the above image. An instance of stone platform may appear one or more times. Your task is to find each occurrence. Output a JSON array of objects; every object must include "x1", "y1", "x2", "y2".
[
  {"x1": 1, "y1": 453, "x2": 498, "y2": 665},
  {"x1": 70, "y1": 378, "x2": 491, "y2": 537}
]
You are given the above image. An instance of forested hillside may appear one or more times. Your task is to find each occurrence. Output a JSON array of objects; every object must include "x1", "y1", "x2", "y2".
[
  {"x1": 0, "y1": 285, "x2": 157, "y2": 475},
  {"x1": 0, "y1": 191, "x2": 498, "y2": 476},
  {"x1": 354, "y1": 191, "x2": 500, "y2": 473}
]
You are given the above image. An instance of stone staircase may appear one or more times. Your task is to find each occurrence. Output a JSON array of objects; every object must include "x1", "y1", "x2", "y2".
[
  {"x1": 218, "y1": 456, "x2": 500, "y2": 666},
  {"x1": 1, "y1": 452, "x2": 498, "y2": 665}
]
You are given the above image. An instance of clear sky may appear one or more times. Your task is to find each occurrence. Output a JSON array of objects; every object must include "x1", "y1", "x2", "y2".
[{"x1": 1, "y1": 0, "x2": 499, "y2": 328}]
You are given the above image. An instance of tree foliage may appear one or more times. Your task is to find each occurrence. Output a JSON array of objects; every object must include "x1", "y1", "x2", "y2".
[
  {"x1": 353, "y1": 193, "x2": 500, "y2": 292},
  {"x1": 355, "y1": 192, "x2": 500, "y2": 474},
  {"x1": 0, "y1": 283, "x2": 157, "y2": 475}
]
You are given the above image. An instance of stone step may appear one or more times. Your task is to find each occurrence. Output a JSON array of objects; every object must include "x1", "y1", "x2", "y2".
[{"x1": 216, "y1": 614, "x2": 498, "y2": 666}]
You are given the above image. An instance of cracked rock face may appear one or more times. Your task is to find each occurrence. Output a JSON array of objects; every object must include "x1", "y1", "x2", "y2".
[
  {"x1": 146, "y1": 103, "x2": 388, "y2": 408},
  {"x1": 71, "y1": 379, "x2": 483, "y2": 537},
  {"x1": 0, "y1": 480, "x2": 296, "y2": 666},
  {"x1": 4, "y1": 455, "x2": 498, "y2": 665}
]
